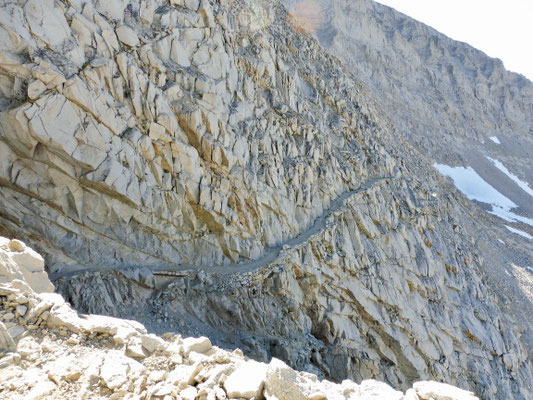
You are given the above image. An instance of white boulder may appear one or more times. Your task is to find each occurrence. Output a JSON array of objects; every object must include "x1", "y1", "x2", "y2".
[
  {"x1": 413, "y1": 381, "x2": 479, "y2": 400},
  {"x1": 224, "y1": 360, "x2": 268, "y2": 399},
  {"x1": 0, "y1": 237, "x2": 54, "y2": 293},
  {"x1": 182, "y1": 336, "x2": 212, "y2": 355}
]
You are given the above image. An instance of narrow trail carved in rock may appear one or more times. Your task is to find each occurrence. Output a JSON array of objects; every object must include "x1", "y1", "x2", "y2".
[{"x1": 51, "y1": 177, "x2": 392, "y2": 280}]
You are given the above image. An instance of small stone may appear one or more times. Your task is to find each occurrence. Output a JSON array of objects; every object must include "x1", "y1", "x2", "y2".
[
  {"x1": 182, "y1": 336, "x2": 212, "y2": 355},
  {"x1": 188, "y1": 350, "x2": 210, "y2": 363},
  {"x1": 66, "y1": 336, "x2": 80, "y2": 345},
  {"x1": 7, "y1": 325, "x2": 25, "y2": 339},
  {"x1": 13, "y1": 294, "x2": 29, "y2": 304},
  {"x1": 126, "y1": 337, "x2": 147, "y2": 359},
  {"x1": 149, "y1": 370, "x2": 167, "y2": 382},
  {"x1": 180, "y1": 386, "x2": 198, "y2": 400},
  {"x1": 39, "y1": 310, "x2": 50, "y2": 323},
  {"x1": 16, "y1": 305, "x2": 27, "y2": 316},
  {"x1": 153, "y1": 384, "x2": 173, "y2": 397},
  {"x1": 0, "y1": 352, "x2": 21, "y2": 368},
  {"x1": 2, "y1": 312, "x2": 15, "y2": 321},
  {"x1": 8, "y1": 240, "x2": 25, "y2": 252},
  {"x1": 214, "y1": 386, "x2": 227, "y2": 399},
  {"x1": 170, "y1": 353, "x2": 183, "y2": 365},
  {"x1": 141, "y1": 333, "x2": 167, "y2": 353}
]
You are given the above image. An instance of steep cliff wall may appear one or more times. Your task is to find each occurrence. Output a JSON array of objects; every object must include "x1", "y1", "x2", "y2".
[
  {"x1": 0, "y1": 0, "x2": 532, "y2": 399},
  {"x1": 282, "y1": 0, "x2": 533, "y2": 229},
  {"x1": 0, "y1": 0, "x2": 385, "y2": 273},
  {"x1": 282, "y1": 0, "x2": 533, "y2": 372}
]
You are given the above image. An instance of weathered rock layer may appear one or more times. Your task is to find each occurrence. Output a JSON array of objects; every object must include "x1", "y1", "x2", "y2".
[{"x1": 0, "y1": 0, "x2": 532, "y2": 399}]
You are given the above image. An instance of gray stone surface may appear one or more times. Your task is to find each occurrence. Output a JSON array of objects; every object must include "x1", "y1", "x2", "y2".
[{"x1": 0, "y1": 0, "x2": 532, "y2": 399}]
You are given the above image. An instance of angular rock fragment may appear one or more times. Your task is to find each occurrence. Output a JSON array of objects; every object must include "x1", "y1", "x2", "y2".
[
  {"x1": 413, "y1": 381, "x2": 479, "y2": 400},
  {"x1": 224, "y1": 360, "x2": 268, "y2": 399}
]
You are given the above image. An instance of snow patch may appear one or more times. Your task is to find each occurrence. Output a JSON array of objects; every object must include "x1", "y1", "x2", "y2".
[
  {"x1": 506, "y1": 226, "x2": 533, "y2": 240},
  {"x1": 434, "y1": 163, "x2": 533, "y2": 228},
  {"x1": 486, "y1": 156, "x2": 533, "y2": 198},
  {"x1": 489, "y1": 136, "x2": 501, "y2": 145}
]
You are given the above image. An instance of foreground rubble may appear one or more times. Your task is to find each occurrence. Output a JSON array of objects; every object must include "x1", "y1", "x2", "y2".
[{"x1": 0, "y1": 237, "x2": 479, "y2": 400}]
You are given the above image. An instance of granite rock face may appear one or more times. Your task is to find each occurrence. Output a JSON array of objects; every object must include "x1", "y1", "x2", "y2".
[
  {"x1": 0, "y1": 0, "x2": 532, "y2": 399},
  {"x1": 284, "y1": 0, "x2": 533, "y2": 219},
  {"x1": 1, "y1": 0, "x2": 382, "y2": 273}
]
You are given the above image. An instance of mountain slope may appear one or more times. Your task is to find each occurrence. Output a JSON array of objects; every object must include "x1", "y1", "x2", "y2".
[
  {"x1": 286, "y1": 0, "x2": 533, "y2": 216},
  {"x1": 0, "y1": 237, "x2": 480, "y2": 400},
  {"x1": 0, "y1": 0, "x2": 532, "y2": 398},
  {"x1": 282, "y1": 0, "x2": 533, "y2": 253},
  {"x1": 283, "y1": 0, "x2": 533, "y2": 375}
]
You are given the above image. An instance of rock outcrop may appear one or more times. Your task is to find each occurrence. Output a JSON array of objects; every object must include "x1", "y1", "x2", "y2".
[
  {"x1": 0, "y1": 238, "x2": 480, "y2": 400},
  {"x1": 0, "y1": 0, "x2": 532, "y2": 399},
  {"x1": 0, "y1": 237, "x2": 54, "y2": 294}
]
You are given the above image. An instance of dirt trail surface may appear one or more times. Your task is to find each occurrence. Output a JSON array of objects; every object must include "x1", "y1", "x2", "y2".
[{"x1": 50, "y1": 177, "x2": 393, "y2": 280}]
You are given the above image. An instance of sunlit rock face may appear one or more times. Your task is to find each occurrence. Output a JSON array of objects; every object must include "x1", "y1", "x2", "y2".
[{"x1": 0, "y1": 0, "x2": 533, "y2": 399}]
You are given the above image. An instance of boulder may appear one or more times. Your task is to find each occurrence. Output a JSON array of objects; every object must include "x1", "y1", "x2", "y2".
[
  {"x1": 141, "y1": 333, "x2": 167, "y2": 353},
  {"x1": 264, "y1": 358, "x2": 325, "y2": 400},
  {"x1": 99, "y1": 351, "x2": 145, "y2": 390},
  {"x1": 0, "y1": 237, "x2": 54, "y2": 294},
  {"x1": 182, "y1": 336, "x2": 212, "y2": 355},
  {"x1": 358, "y1": 380, "x2": 404, "y2": 400},
  {"x1": 224, "y1": 360, "x2": 268, "y2": 399},
  {"x1": 413, "y1": 381, "x2": 479, "y2": 400}
]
